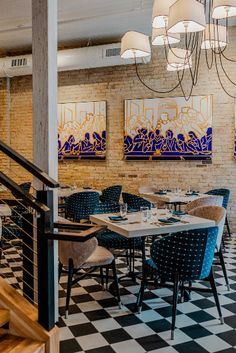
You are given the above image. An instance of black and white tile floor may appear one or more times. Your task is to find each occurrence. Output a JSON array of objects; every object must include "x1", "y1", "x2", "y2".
[{"x1": 1, "y1": 237, "x2": 236, "y2": 353}]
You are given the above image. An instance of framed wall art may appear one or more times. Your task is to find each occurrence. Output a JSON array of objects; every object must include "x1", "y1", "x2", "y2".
[
  {"x1": 124, "y1": 96, "x2": 212, "y2": 161},
  {"x1": 58, "y1": 101, "x2": 106, "y2": 160}
]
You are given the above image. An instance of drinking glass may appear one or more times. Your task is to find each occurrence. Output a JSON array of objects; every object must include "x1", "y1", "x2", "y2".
[
  {"x1": 140, "y1": 206, "x2": 149, "y2": 223},
  {"x1": 120, "y1": 203, "x2": 127, "y2": 217},
  {"x1": 151, "y1": 203, "x2": 158, "y2": 220}
]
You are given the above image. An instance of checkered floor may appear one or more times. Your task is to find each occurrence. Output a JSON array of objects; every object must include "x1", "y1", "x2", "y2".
[{"x1": 1, "y1": 236, "x2": 236, "y2": 353}]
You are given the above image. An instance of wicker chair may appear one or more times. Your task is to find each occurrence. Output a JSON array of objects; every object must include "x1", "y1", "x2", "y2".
[
  {"x1": 100, "y1": 185, "x2": 122, "y2": 204},
  {"x1": 188, "y1": 205, "x2": 229, "y2": 290},
  {"x1": 65, "y1": 191, "x2": 100, "y2": 222},
  {"x1": 136, "y1": 226, "x2": 223, "y2": 339},
  {"x1": 185, "y1": 195, "x2": 223, "y2": 213},
  {"x1": 206, "y1": 189, "x2": 231, "y2": 237},
  {"x1": 58, "y1": 218, "x2": 121, "y2": 318}
]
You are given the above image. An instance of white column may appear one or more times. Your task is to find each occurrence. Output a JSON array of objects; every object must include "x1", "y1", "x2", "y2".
[
  {"x1": 32, "y1": 0, "x2": 58, "y2": 319},
  {"x1": 32, "y1": 0, "x2": 58, "y2": 179}
]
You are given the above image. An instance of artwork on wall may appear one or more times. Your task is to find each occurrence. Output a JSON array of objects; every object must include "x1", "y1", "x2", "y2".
[
  {"x1": 124, "y1": 96, "x2": 212, "y2": 161},
  {"x1": 58, "y1": 101, "x2": 106, "y2": 160}
]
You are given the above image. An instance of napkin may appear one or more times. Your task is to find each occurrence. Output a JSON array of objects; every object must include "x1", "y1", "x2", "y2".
[
  {"x1": 109, "y1": 216, "x2": 128, "y2": 222},
  {"x1": 158, "y1": 217, "x2": 180, "y2": 224}
]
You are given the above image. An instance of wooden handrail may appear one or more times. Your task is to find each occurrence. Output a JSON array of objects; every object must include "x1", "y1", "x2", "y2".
[
  {"x1": 0, "y1": 140, "x2": 59, "y2": 188},
  {"x1": 47, "y1": 225, "x2": 106, "y2": 242}
]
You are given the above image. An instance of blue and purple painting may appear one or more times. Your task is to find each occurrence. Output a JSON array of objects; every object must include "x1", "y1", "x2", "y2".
[
  {"x1": 124, "y1": 96, "x2": 212, "y2": 161},
  {"x1": 58, "y1": 101, "x2": 106, "y2": 160}
]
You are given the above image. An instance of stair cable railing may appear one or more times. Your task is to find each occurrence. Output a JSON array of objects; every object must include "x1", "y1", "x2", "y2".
[{"x1": 0, "y1": 140, "x2": 104, "y2": 331}]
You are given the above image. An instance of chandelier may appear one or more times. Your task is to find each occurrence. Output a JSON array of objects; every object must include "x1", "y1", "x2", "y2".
[{"x1": 120, "y1": 0, "x2": 236, "y2": 100}]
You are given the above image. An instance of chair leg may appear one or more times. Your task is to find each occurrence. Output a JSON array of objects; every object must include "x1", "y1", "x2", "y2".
[
  {"x1": 225, "y1": 215, "x2": 231, "y2": 238},
  {"x1": 208, "y1": 267, "x2": 224, "y2": 324},
  {"x1": 218, "y1": 247, "x2": 230, "y2": 291},
  {"x1": 65, "y1": 258, "x2": 74, "y2": 319},
  {"x1": 111, "y1": 260, "x2": 122, "y2": 308},
  {"x1": 58, "y1": 261, "x2": 63, "y2": 282},
  {"x1": 105, "y1": 267, "x2": 109, "y2": 290},
  {"x1": 137, "y1": 265, "x2": 147, "y2": 313},
  {"x1": 171, "y1": 272, "x2": 180, "y2": 340},
  {"x1": 100, "y1": 267, "x2": 105, "y2": 288}
]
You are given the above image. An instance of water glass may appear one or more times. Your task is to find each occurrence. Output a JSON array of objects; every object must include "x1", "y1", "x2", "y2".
[
  {"x1": 151, "y1": 203, "x2": 158, "y2": 220},
  {"x1": 140, "y1": 206, "x2": 149, "y2": 223},
  {"x1": 120, "y1": 203, "x2": 127, "y2": 217}
]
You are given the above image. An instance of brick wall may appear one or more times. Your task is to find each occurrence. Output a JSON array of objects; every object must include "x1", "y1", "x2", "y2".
[{"x1": 0, "y1": 27, "x2": 236, "y2": 227}]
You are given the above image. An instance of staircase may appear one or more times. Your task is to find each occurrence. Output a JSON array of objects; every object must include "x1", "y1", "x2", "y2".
[
  {"x1": 0, "y1": 309, "x2": 45, "y2": 353},
  {"x1": 0, "y1": 278, "x2": 58, "y2": 353},
  {"x1": 0, "y1": 329, "x2": 45, "y2": 353}
]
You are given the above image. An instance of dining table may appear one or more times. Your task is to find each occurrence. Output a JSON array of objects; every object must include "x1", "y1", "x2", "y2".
[
  {"x1": 90, "y1": 209, "x2": 215, "y2": 238},
  {"x1": 140, "y1": 190, "x2": 223, "y2": 211}
]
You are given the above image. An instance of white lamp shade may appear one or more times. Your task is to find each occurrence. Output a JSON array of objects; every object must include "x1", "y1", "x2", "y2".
[
  {"x1": 152, "y1": 0, "x2": 177, "y2": 28},
  {"x1": 152, "y1": 28, "x2": 180, "y2": 46},
  {"x1": 167, "y1": 48, "x2": 192, "y2": 71},
  {"x1": 121, "y1": 31, "x2": 151, "y2": 59},
  {"x1": 212, "y1": 0, "x2": 236, "y2": 19},
  {"x1": 201, "y1": 24, "x2": 228, "y2": 49},
  {"x1": 168, "y1": 0, "x2": 206, "y2": 33}
]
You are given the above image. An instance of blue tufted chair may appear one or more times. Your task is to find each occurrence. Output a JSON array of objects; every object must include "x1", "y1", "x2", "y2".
[
  {"x1": 206, "y1": 189, "x2": 231, "y2": 237},
  {"x1": 137, "y1": 226, "x2": 223, "y2": 340},
  {"x1": 100, "y1": 185, "x2": 122, "y2": 204},
  {"x1": 65, "y1": 192, "x2": 100, "y2": 222},
  {"x1": 94, "y1": 202, "x2": 145, "y2": 278},
  {"x1": 122, "y1": 192, "x2": 151, "y2": 210}
]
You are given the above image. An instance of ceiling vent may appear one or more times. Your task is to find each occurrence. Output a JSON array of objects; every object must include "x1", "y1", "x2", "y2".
[
  {"x1": 0, "y1": 43, "x2": 150, "y2": 78},
  {"x1": 104, "y1": 47, "x2": 121, "y2": 58},
  {"x1": 11, "y1": 58, "x2": 28, "y2": 68}
]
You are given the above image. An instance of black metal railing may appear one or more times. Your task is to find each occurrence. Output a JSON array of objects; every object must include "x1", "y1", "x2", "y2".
[{"x1": 0, "y1": 140, "x2": 105, "y2": 331}]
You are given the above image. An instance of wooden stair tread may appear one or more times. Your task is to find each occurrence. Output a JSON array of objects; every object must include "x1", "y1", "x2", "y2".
[
  {"x1": 0, "y1": 309, "x2": 10, "y2": 328},
  {"x1": 0, "y1": 332, "x2": 45, "y2": 353}
]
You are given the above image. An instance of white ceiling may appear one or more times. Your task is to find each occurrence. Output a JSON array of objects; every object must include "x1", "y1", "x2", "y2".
[
  {"x1": 0, "y1": 0, "x2": 235, "y2": 53},
  {"x1": 0, "y1": 0, "x2": 153, "y2": 53}
]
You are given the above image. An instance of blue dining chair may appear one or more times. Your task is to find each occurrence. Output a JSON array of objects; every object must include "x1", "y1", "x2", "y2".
[
  {"x1": 136, "y1": 226, "x2": 223, "y2": 340},
  {"x1": 100, "y1": 185, "x2": 122, "y2": 204},
  {"x1": 206, "y1": 189, "x2": 231, "y2": 237},
  {"x1": 122, "y1": 192, "x2": 151, "y2": 210},
  {"x1": 94, "y1": 202, "x2": 145, "y2": 280},
  {"x1": 65, "y1": 191, "x2": 100, "y2": 222}
]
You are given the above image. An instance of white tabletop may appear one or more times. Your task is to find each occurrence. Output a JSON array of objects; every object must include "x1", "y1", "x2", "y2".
[
  {"x1": 141, "y1": 191, "x2": 214, "y2": 204},
  {"x1": 90, "y1": 210, "x2": 215, "y2": 238},
  {"x1": 0, "y1": 204, "x2": 12, "y2": 217},
  {"x1": 58, "y1": 187, "x2": 102, "y2": 198}
]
